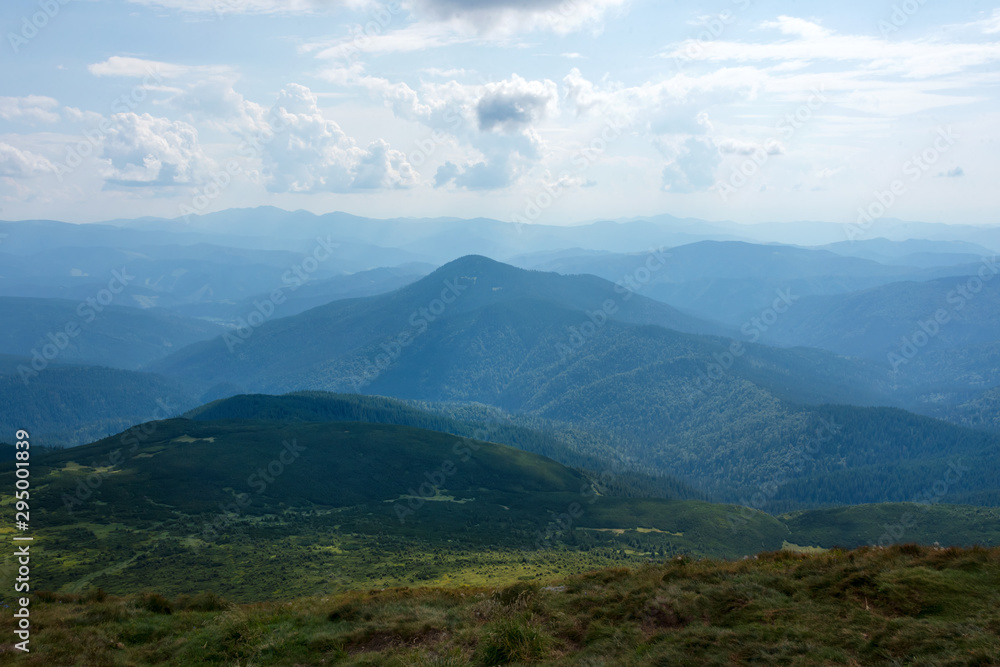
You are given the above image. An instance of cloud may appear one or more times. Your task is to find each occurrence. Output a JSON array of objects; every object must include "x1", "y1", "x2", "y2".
[
  {"x1": 659, "y1": 137, "x2": 720, "y2": 193},
  {"x1": 308, "y1": 22, "x2": 470, "y2": 60},
  {"x1": 128, "y1": 0, "x2": 625, "y2": 37},
  {"x1": 259, "y1": 83, "x2": 416, "y2": 192},
  {"x1": 166, "y1": 76, "x2": 267, "y2": 133},
  {"x1": 98, "y1": 113, "x2": 216, "y2": 186},
  {"x1": 476, "y1": 75, "x2": 558, "y2": 131},
  {"x1": 89, "y1": 57, "x2": 267, "y2": 133},
  {"x1": 435, "y1": 154, "x2": 518, "y2": 190},
  {"x1": 434, "y1": 160, "x2": 460, "y2": 187},
  {"x1": 659, "y1": 17, "x2": 1000, "y2": 78},
  {"x1": 125, "y1": 0, "x2": 366, "y2": 14},
  {"x1": 0, "y1": 143, "x2": 57, "y2": 177},
  {"x1": 87, "y1": 56, "x2": 217, "y2": 79},
  {"x1": 423, "y1": 67, "x2": 471, "y2": 78},
  {"x1": 404, "y1": 0, "x2": 627, "y2": 36},
  {"x1": 319, "y1": 68, "x2": 557, "y2": 188},
  {"x1": 760, "y1": 15, "x2": 832, "y2": 40},
  {"x1": 0, "y1": 96, "x2": 61, "y2": 124},
  {"x1": 562, "y1": 67, "x2": 760, "y2": 129},
  {"x1": 352, "y1": 138, "x2": 418, "y2": 188},
  {"x1": 717, "y1": 137, "x2": 783, "y2": 156},
  {"x1": 63, "y1": 107, "x2": 107, "y2": 125},
  {"x1": 939, "y1": 166, "x2": 964, "y2": 178},
  {"x1": 977, "y1": 8, "x2": 1000, "y2": 34}
]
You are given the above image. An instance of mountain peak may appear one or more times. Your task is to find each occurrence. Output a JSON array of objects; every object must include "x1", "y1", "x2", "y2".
[{"x1": 425, "y1": 254, "x2": 530, "y2": 282}]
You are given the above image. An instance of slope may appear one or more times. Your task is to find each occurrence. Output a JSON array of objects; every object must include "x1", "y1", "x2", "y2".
[
  {"x1": 0, "y1": 296, "x2": 224, "y2": 369},
  {"x1": 0, "y1": 354, "x2": 198, "y2": 446},
  {"x1": 146, "y1": 257, "x2": 1000, "y2": 507},
  {"x1": 150, "y1": 254, "x2": 727, "y2": 391},
  {"x1": 2, "y1": 418, "x2": 788, "y2": 599}
]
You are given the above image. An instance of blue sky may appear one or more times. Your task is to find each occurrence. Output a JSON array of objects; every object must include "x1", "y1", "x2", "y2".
[{"x1": 1, "y1": 0, "x2": 998, "y2": 225}]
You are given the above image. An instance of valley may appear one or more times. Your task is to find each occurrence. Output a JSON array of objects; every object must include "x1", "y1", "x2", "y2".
[{"x1": 2, "y1": 209, "x2": 999, "y2": 664}]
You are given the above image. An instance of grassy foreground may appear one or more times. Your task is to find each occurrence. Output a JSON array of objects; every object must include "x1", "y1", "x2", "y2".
[{"x1": 2, "y1": 544, "x2": 999, "y2": 666}]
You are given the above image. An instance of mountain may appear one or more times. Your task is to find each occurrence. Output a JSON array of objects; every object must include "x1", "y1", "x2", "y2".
[
  {"x1": 149, "y1": 254, "x2": 727, "y2": 392},
  {"x1": 782, "y1": 503, "x2": 1000, "y2": 549},
  {"x1": 8, "y1": 210, "x2": 1000, "y2": 264},
  {"x1": 0, "y1": 238, "x2": 426, "y2": 309},
  {"x1": 0, "y1": 354, "x2": 197, "y2": 446},
  {"x1": 0, "y1": 297, "x2": 224, "y2": 369},
  {"x1": 820, "y1": 237, "x2": 997, "y2": 266},
  {"x1": 184, "y1": 391, "x2": 706, "y2": 500},
  {"x1": 513, "y1": 241, "x2": 991, "y2": 325},
  {"x1": 170, "y1": 264, "x2": 432, "y2": 322},
  {"x1": 5, "y1": 416, "x2": 788, "y2": 601},
  {"x1": 925, "y1": 385, "x2": 1000, "y2": 433},
  {"x1": 518, "y1": 241, "x2": 916, "y2": 281},
  {"x1": 760, "y1": 273, "x2": 1000, "y2": 362},
  {"x1": 144, "y1": 256, "x2": 1000, "y2": 507}
]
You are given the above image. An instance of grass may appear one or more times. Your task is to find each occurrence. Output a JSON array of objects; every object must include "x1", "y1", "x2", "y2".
[{"x1": 3, "y1": 544, "x2": 999, "y2": 665}]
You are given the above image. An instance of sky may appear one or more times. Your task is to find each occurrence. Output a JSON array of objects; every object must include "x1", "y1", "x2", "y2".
[{"x1": 1, "y1": 0, "x2": 999, "y2": 226}]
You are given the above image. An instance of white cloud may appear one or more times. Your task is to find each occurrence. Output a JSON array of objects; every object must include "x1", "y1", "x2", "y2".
[
  {"x1": 63, "y1": 107, "x2": 107, "y2": 125},
  {"x1": 125, "y1": 0, "x2": 367, "y2": 14},
  {"x1": 89, "y1": 57, "x2": 267, "y2": 134},
  {"x1": 127, "y1": 0, "x2": 626, "y2": 37},
  {"x1": 660, "y1": 17, "x2": 1000, "y2": 79},
  {"x1": 166, "y1": 76, "x2": 267, "y2": 133},
  {"x1": 422, "y1": 67, "x2": 471, "y2": 78},
  {"x1": 0, "y1": 142, "x2": 57, "y2": 177},
  {"x1": 259, "y1": 83, "x2": 416, "y2": 192},
  {"x1": 87, "y1": 56, "x2": 216, "y2": 79},
  {"x1": 318, "y1": 67, "x2": 558, "y2": 189},
  {"x1": 563, "y1": 67, "x2": 762, "y2": 127},
  {"x1": 717, "y1": 137, "x2": 782, "y2": 156},
  {"x1": 308, "y1": 22, "x2": 473, "y2": 60},
  {"x1": 434, "y1": 153, "x2": 518, "y2": 189},
  {"x1": 352, "y1": 138, "x2": 419, "y2": 189},
  {"x1": 475, "y1": 75, "x2": 558, "y2": 132},
  {"x1": 0, "y1": 96, "x2": 61, "y2": 124},
  {"x1": 404, "y1": 0, "x2": 627, "y2": 36},
  {"x1": 659, "y1": 136, "x2": 720, "y2": 193},
  {"x1": 98, "y1": 113, "x2": 216, "y2": 186},
  {"x1": 760, "y1": 15, "x2": 832, "y2": 40},
  {"x1": 975, "y1": 8, "x2": 1000, "y2": 34}
]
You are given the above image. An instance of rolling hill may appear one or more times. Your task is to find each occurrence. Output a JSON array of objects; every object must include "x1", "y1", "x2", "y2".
[
  {"x1": 0, "y1": 354, "x2": 198, "y2": 446},
  {"x1": 2, "y1": 416, "x2": 789, "y2": 601},
  {"x1": 149, "y1": 254, "x2": 728, "y2": 392},
  {"x1": 514, "y1": 241, "x2": 992, "y2": 325},
  {"x1": 760, "y1": 272, "x2": 1000, "y2": 362},
  {"x1": 0, "y1": 296, "x2": 224, "y2": 369},
  {"x1": 184, "y1": 391, "x2": 705, "y2": 500},
  {"x1": 144, "y1": 256, "x2": 1000, "y2": 506}
]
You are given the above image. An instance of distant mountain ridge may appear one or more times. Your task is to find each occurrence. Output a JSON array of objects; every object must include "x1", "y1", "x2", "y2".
[{"x1": 146, "y1": 256, "x2": 1000, "y2": 508}]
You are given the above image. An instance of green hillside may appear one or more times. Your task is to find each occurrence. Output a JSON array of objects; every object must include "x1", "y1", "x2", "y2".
[
  {"x1": 781, "y1": 503, "x2": 1000, "y2": 549},
  {"x1": 149, "y1": 255, "x2": 727, "y2": 391},
  {"x1": 144, "y1": 257, "x2": 1000, "y2": 509},
  {"x1": 0, "y1": 418, "x2": 787, "y2": 602},
  {"x1": 4, "y1": 545, "x2": 998, "y2": 666},
  {"x1": 0, "y1": 355, "x2": 197, "y2": 447},
  {"x1": 185, "y1": 391, "x2": 706, "y2": 501}
]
